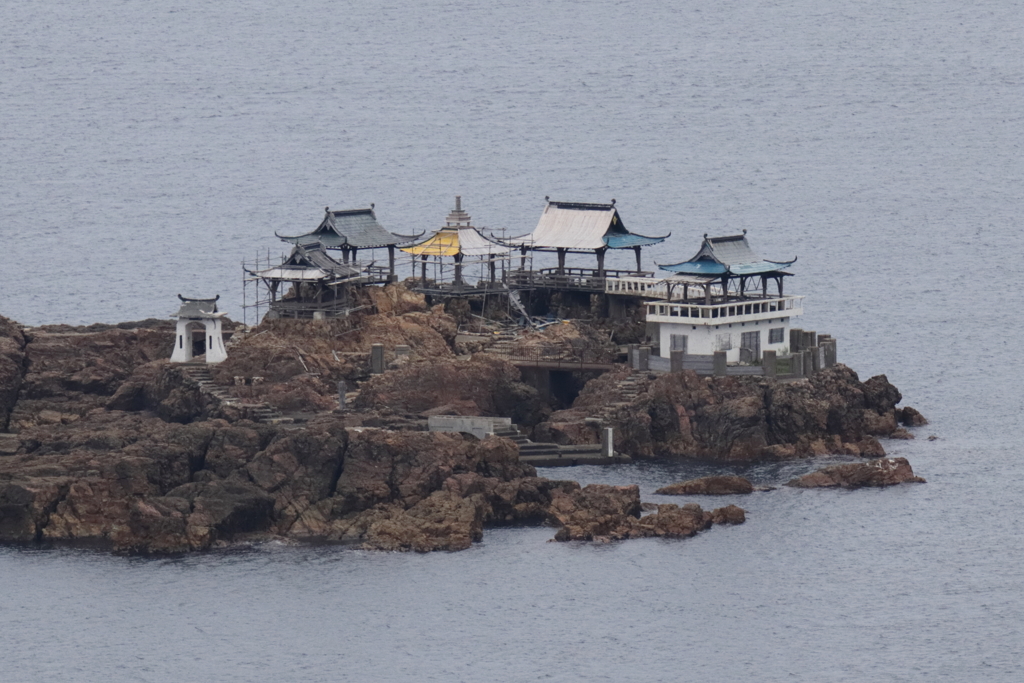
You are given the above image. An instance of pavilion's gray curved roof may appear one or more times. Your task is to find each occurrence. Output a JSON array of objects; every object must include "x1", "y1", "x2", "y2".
[
  {"x1": 278, "y1": 207, "x2": 420, "y2": 250},
  {"x1": 659, "y1": 233, "x2": 796, "y2": 277}
]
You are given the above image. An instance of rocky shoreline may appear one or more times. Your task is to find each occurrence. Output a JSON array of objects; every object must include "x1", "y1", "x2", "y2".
[{"x1": 0, "y1": 285, "x2": 927, "y2": 554}]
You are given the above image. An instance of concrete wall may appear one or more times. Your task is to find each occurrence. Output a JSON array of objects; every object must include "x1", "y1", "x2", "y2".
[
  {"x1": 655, "y1": 316, "x2": 792, "y2": 362},
  {"x1": 427, "y1": 415, "x2": 512, "y2": 439}
]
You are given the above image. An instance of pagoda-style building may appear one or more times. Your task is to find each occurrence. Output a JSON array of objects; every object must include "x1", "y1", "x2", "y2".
[
  {"x1": 276, "y1": 206, "x2": 420, "y2": 282},
  {"x1": 246, "y1": 242, "x2": 362, "y2": 319},
  {"x1": 508, "y1": 198, "x2": 669, "y2": 278},
  {"x1": 646, "y1": 232, "x2": 802, "y2": 362},
  {"x1": 400, "y1": 196, "x2": 509, "y2": 290}
]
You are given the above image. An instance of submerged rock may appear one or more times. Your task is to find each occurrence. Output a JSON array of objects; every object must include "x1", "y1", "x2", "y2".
[
  {"x1": 654, "y1": 475, "x2": 754, "y2": 496},
  {"x1": 785, "y1": 457, "x2": 926, "y2": 489},
  {"x1": 548, "y1": 483, "x2": 745, "y2": 542}
]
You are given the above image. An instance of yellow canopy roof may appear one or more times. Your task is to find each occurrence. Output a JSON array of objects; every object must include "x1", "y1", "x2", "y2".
[{"x1": 400, "y1": 227, "x2": 507, "y2": 258}]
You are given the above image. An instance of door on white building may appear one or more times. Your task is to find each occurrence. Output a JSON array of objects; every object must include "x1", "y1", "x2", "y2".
[
  {"x1": 670, "y1": 334, "x2": 688, "y2": 355},
  {"x1": 740, "y1": 330, "x2": 761, "y2": 363}
]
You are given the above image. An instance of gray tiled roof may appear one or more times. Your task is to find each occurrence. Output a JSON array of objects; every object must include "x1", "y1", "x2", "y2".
[{"x1": 280, "y1": 207, "x2": 411, "y2": 249}]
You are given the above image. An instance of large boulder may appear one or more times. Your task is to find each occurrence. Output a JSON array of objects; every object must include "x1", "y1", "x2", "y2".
[{"x1": 785, "y1": 457, "x2": 926, "y2": 489}]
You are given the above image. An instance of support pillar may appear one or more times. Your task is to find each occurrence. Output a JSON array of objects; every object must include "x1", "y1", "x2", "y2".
[
  {"x1": 670, "y1": 349, "x2": 684, "y2": 373},
  {"x1": 601, "y1": 427, "x2": 614, "y2": 458},
  {"x1": 596, "y1": 248, "x2": 606, "y2": 277},
  {"x1": 629, "y1": 344, "x2": 639, "y2": 370},
  {"x1": 387, "y1": 245, "x2": 397, "y2": 282},
  {"x1": 791, "y1": 351, "x2": 804, "y2": 377},
  {"x1": 370, "y1": 344, "x2": 385, "y2": 374},
  {"x1": 790, "y1": 328, "x2": 804, "y2": 352},
  {"x1": 489, "y1": 256, "x2": 496, "y2": 283},
  {"x1": 639, "y1": 346, "x2": 650, "y2": 371},
  {"x1": 557, "y1": 248, "x2": 566, "y2": 275},
  {"x1": 337, "y1": 380, "x2": 347, "y2": 409},
  {"x1": 421, "y1": 255, "x2": 428, "y2": 287},
  {"x1": 713, "y1": 351, "x2": 727, "y2": 376},
  {"x1": 454, "y1": 254, "x2": 463, "y2": 286},
  {"x1": 634, "y1": 246, "x2": 642, "y2": 273},
  {"x1": 763, "y1": 350, "x2": 776, "y2": 378}
]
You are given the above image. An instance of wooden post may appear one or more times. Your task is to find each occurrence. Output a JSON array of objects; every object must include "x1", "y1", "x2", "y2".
[
  {"x1": 387, "y1": 245, "x2": 396, "y2": 280},
  {"x1": 489, "y1": 256, "x2": 496, "y2": 283},
  {"x1": 557, "y1": 248, "x2": 566, "y2": 275},
  {"x1": 634, "y1": 246, "x2": 642, "y2": 273},
  {"x1": 520, "y1": 246, "x2": 527, "y2": 270},
  {"x1": 421, "y1": 255, "x2": 427, "y2": 287},
  {"x1": 763, "y1": 350, "x2": 776, "y2": 377},
  {"x1": 454, "y1": 253, "x2": 463, "y2": 286},
  {"x1": 596, "y1": 248, "x2": 606, "y2": 277}
]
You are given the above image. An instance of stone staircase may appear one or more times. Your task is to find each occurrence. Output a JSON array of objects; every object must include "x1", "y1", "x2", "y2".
[
  {"x1": 493, "y1": 423, "x2": 623, "y2": 467},
  {"x1": 586, "y1": 370, "x2": 649, "y2": 425},
  {"x1": 179, "y1": 364, "x2": 294, "y2": 425}
]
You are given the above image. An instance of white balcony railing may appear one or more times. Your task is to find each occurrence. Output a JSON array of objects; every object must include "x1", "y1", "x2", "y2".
[{"x1": 645, "y1": 296, "x2": 804, "y2": 324}]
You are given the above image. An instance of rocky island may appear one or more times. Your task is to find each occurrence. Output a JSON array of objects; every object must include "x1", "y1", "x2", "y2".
[{"x1": 0, "y1": 283, "x2": 926, "y2": 554}]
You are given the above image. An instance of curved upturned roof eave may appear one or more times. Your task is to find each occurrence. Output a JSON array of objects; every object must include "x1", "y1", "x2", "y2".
[{"x1": 657, "y1": 257, "x2": 797, "y2": 277}]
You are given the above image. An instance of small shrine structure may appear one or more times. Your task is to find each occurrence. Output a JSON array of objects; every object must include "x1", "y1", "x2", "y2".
[
  {"x1": 170, "y1": 295, "x2": 228, "y2": 364},
  {"x1": 645, "y1": 232, "x2": 803, "y2": 362},
  {"x1": 506, "y1": 199, "x2": 669, "y2": 285},
  {"x1": 400, "y1": 196, "x2": 510, "y2": 292},
  {"x1": 276, "y1": 206, "x2": 420, "y2": 282},
  {"x1": 244, "y1": 243, "x2": 362, "y2": 320}
]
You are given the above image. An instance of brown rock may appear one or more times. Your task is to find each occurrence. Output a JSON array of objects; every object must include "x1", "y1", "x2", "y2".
[
  {"x1": 353, "y1": 355, "x2": 548, "y2": 426},
  {"x1": 709, "y1": 504, "x2": 747, "y2": 525},
  {"x1": 897, "y1": 406, "x2": 928, "y2": 427},
  {"x1": 785, "y1": 457, "x2": 926, "y2": 489},
  {"x1": 654, "y1": 475, "x2": 754, "y2": 496},
  {"x1": 549, "y1": 484, "x2": 642, "y2": 541}
]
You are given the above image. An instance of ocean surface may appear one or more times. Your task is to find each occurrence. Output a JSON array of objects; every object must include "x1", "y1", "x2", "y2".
[{"x1": 2, "y1": 0, "x2": 1023, "y2": 680}]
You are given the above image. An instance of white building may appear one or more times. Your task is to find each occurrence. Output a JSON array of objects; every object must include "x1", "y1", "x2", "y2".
[
  {"x1": 645, "y1": 232, "x2": 803, "y2": 363},
  {"x1": 170, "y1": 295, "x2": 228, "y2": 364}
]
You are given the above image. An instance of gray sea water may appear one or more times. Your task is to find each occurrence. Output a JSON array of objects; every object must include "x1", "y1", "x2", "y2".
[{"x1": 2, "y1": 1, "x2": 1023, "y2": 680}]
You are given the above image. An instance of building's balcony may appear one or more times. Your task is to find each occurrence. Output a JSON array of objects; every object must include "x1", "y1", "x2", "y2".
[
  {"x1": 507, "y1": 268, "x2": 653, "y2": 292},
  {"x1": 645, "y1": 296, "x2": 804, "y2": 325}
]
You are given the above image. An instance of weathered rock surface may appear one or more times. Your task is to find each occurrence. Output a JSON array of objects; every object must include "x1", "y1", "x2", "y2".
[
  {"x1": 0, "y1": 316, "x2": 27, "y2": 432},
  {"x1": 3, "y1": 321, "x2": 174, "y2": 432},
  {"x1": 541, "y1": 365, "x2": 918, "y2": 462},
  {"x1": 548, "y1": 484, "x2": 745, "y2": 542},
  {"x1": 0, "y1": 400, "x2": 586, "y2": 553},
  {"x1": 353, "y1": 354, "x2": 549, "y2": 426},
  {"x1": 654, "y1": 475, "x2": 754, "y2": 496},
  {"x1": 785, "y1": 457, "x2": 926, "y2": 489}
]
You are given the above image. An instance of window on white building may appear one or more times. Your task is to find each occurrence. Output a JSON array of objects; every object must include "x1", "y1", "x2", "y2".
[{"x1": 769, "y1": 327, "x2": 785, "y2": 344}]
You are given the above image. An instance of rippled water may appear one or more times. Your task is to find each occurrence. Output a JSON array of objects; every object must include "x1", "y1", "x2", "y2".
[{"x1": 2, "y1": 1, "x2": 1023, "y2": 681}]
